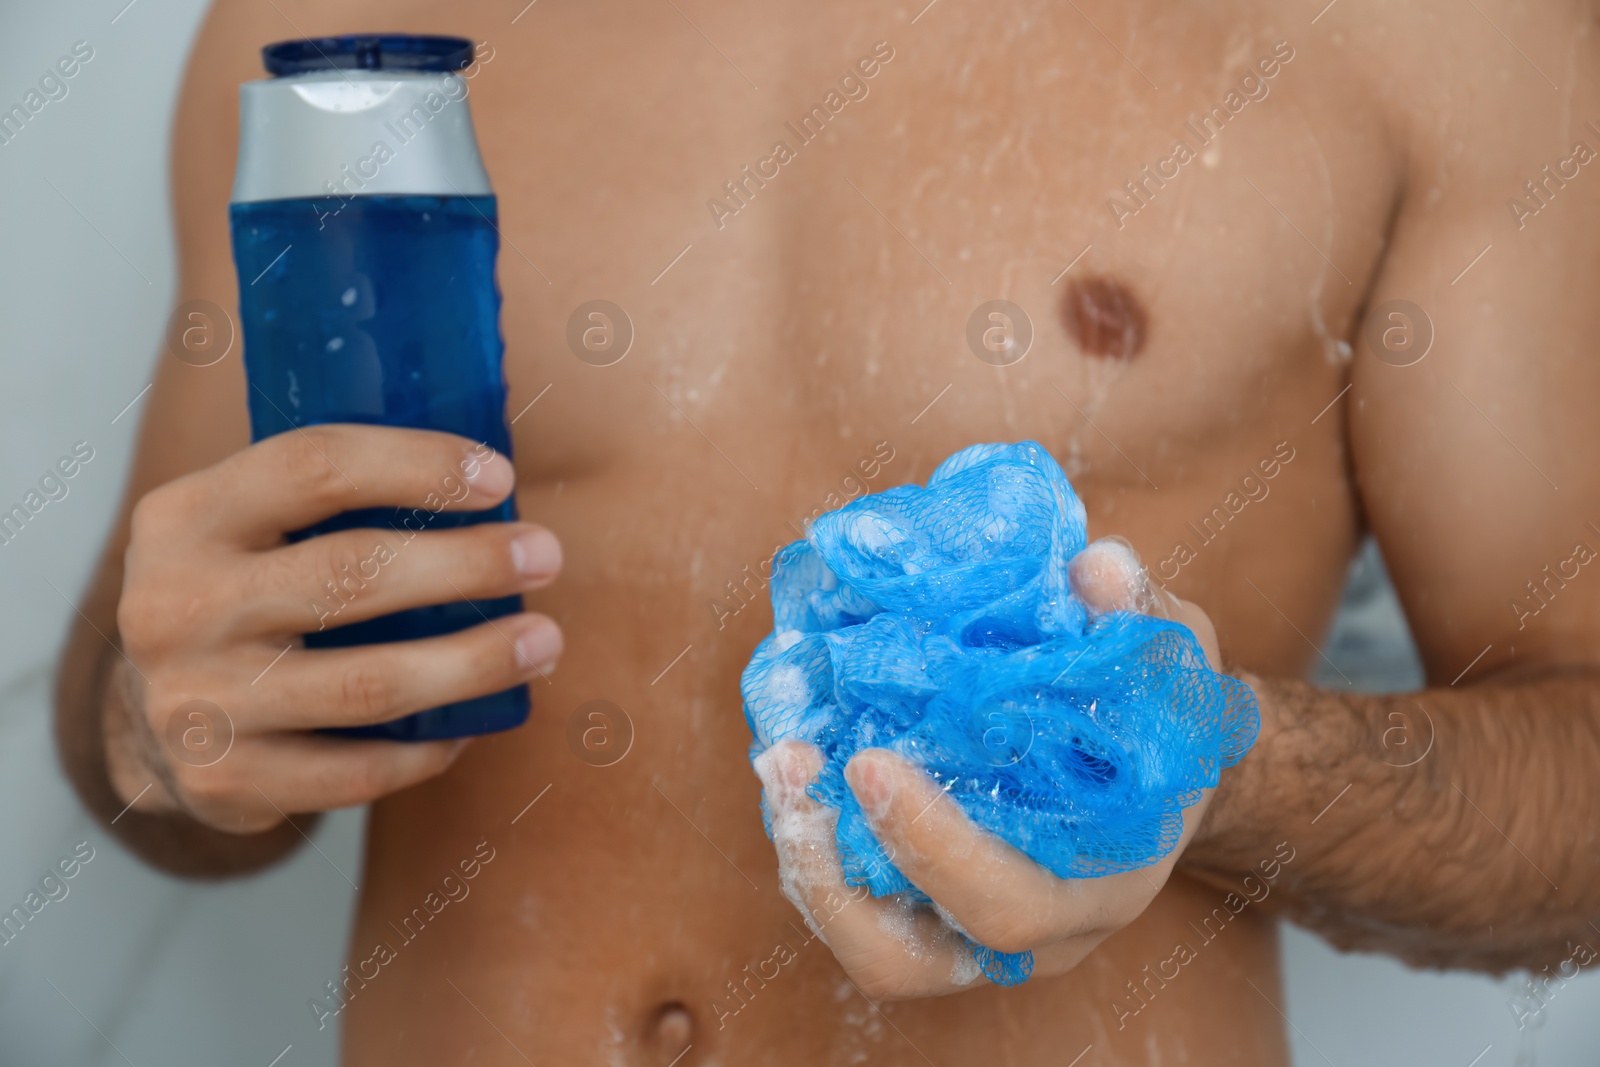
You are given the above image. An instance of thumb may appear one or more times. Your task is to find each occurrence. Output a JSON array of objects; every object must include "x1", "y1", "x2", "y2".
[
  {"x1": 754, "y1": 739, "x2": 827, "y2": 812},
  {"x1": 1069, "y1": 537, "x2": 1222, "y2": 668},
  {"x1": 1069, "y1": 537, "x2": 1165, "y2": 616}
]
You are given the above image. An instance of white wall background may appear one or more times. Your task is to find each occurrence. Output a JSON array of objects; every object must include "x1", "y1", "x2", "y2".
[
  {"x1": 0, "y1": 4, "x2": 362, "y2": 1066},
  {"x1": 0, "y1": 3, "x2": 1593, "y2": 1065}
]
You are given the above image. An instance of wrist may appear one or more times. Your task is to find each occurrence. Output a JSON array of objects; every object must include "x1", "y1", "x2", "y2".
[{"x1": 1186, "y1": 668, "x2": 1275, "y2": 867}]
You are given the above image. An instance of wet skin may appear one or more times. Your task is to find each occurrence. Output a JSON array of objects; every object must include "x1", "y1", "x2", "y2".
[{"x1": 60, "y1": 0, "x2": 1600, "y2": 1064}]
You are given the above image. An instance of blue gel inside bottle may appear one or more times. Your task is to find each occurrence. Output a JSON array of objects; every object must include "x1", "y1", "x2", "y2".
[{"x1": 231, "y1": 194, "x2": 529, "y2": 741}]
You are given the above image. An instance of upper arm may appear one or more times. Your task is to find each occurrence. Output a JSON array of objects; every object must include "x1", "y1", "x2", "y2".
[{"x1": 1349, "y1": 2, "x2": 1600, "y2": 681}]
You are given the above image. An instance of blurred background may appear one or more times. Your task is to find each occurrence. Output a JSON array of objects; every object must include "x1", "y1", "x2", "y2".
[{"x1": 1, "y1": 3, "x2": 1596, "y2": 1065}]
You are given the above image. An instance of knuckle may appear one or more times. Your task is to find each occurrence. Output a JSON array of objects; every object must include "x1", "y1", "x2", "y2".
[
  {"x1": 337, "y1": 657, "x2": 399, "y2": 722},
  {"x1": 130, "y1": 475, "x2": 213, "y2": 545},
  {"x1": 113, "y1": 588, "x2": 150, "y2": 648},
  {"x1": 269, "y1": 427, "x2": 351, "y2": 504},
  {"x1": 257, "y1": 534, "x2": 375, "y2": 621},
  {"x1": 311, "y1": 542, "x2": 374, "y2": 612},
  {"x1": 122, "y1": 481, "x2": 234, "y2": 651},
  {"x1": 129, "y1": 482, "x2": 182, "y2": 539},
  {"x1": 232, "y1": 550, "x2": 292, "y2": 616},
  {"x1": 127, "y1": 489, "x2": 168, "y2": 546},
  {"x1": 117, "y1": 577, "x2": 214, "y2": 653},
  {"x1": 467, "y1": 624, "x2": 522, "y2": 683}
]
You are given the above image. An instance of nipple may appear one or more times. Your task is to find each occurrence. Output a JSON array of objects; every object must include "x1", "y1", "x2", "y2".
[
  {"x1": 1062, "y1": 275, "x2": 1148, "y2": 359},
  {"x1": 649, "y1": 1001, "x2": 694, "y2": 1065}
]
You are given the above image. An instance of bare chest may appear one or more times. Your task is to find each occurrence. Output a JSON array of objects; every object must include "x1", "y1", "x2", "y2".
[{"x1": 471, "y1": 2, "x2": 1389, "y2": 502}]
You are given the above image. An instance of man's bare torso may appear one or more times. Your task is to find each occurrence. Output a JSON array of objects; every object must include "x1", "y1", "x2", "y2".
[{"x1": 180, "y1": 0, "x2": 1436, "y2": 1061}]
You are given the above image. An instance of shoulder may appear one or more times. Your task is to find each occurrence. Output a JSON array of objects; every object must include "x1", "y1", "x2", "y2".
[{"x1": 1331, "y1": 0, "x2": 1600, "y2": 170}]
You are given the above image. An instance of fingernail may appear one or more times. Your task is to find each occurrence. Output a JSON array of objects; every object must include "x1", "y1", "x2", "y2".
[
  {"x1": 510, "y1": 528, "x2": 562, "y2": 580},
  {"x1": 514, "y1": 621, "x2": 562, "y2": 671}
]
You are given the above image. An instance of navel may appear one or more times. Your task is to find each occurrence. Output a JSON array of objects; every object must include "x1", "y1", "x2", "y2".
[
  {"x1": 1062, "y1": 275, "x2": 1148, "y2": 360},
  {"x1": 648, "y1": 1001, "x2": 694, "y2": 1065}
]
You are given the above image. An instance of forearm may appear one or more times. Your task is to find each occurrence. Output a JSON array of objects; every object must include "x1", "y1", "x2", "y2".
[
  {"x1": 1182, "y1": 668, "x2": 1600, "y2": 972},
  {"x1": 52, "y1": 563, "x2": 311, "y2": 879}
]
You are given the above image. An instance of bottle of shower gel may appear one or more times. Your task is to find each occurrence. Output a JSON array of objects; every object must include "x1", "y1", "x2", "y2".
[{"x1": 229, "y1": 34, "x2": 527, "y2": 741}]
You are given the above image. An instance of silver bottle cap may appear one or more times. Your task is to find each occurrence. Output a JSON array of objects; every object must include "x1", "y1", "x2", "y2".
[{"x1": 230, "y1": 70, "x2": 491, "y2": 204}]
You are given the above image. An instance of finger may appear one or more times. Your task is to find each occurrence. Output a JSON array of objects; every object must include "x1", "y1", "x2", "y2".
[
  {"x1": 1069, "y1": 537, "x2": 1165, "y2": 616},
  {"x1": 845, "y1": 748, "x2": 1168, "y2": 956},
  {"x1": 246, "y1": 613, "x2": 561, "y2": 731},
  {"x1": 755, "y1": 741, "x2": 981, "y2": 1000},
  {"x1": 164, "y1": 425, "x2": 516, "y2": 544},
  {"x1": 235, "y1": 521, "x2": 562, "y2": 635},
  {"x1": 178, "y1": 733, "x2": 470, "y2": 831}
]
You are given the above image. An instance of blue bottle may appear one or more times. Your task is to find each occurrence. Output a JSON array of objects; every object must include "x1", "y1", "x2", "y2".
[{"x1": 228, "y1": 35, "x2": 527, "y2": 741}]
